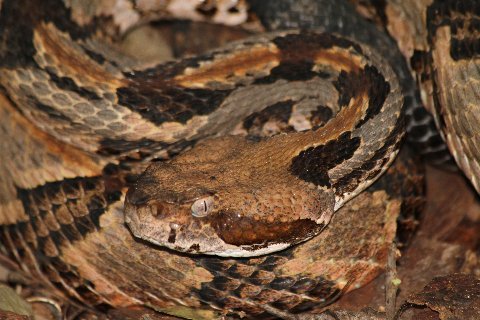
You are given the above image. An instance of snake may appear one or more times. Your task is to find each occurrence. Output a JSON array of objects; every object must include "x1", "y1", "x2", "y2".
[{"x1": 0, "y1": 0, "x2": 478, "y2": 319}]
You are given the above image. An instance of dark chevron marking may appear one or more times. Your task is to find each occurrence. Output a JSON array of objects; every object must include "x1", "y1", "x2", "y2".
[
  {"x1": 333, "y1": 65, "x2": 390, "y2": 128},
  {"x1": 253, "y1": 60, "x2": 323, "y2": 84},
  {"x1": 0, "y1": 175, "x2": 123, "y2": 305},
  {"x1": 46, "y1": 71, "x2": 102, "y2": 101},
  {"x1": 16, "y1": 177, "x2": 122, "y2": 248},
  {"x1": 119, "y1": 33, "x2": 365, "y2": 128},
  {"x1": 254, "y1": 33, "x2": 359, "y2": 85},
  {"x1": 196, "y1": 253, "x2": 340, "y2": 315},
  {"x1": 333, "y1": 114, "x2": 405, "y2": 195},
  {"x1": 117, "y1": 85, "x2": 233, "y2": 125}
]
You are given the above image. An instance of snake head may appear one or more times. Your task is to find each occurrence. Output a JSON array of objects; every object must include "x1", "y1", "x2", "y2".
[{"x1": 125, "y1": 136, "x2": 335, "y2": 257}]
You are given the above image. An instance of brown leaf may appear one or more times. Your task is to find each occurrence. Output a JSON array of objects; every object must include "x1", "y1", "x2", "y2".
[{"x1": 403, "y1": 273, "x2": 480, "y2": 320}]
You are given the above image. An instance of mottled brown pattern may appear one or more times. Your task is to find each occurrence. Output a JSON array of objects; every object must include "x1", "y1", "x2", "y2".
[
  {"x1": 122, "y1": 27, "x2": 403, "y2": 257},
  {"x1": 43, "y1": 183, "x2": 403, "y2": 319},
  {"x1": 1, "y1": 174, "x2": 124, "y2": 306},
  {"x1": 1, "y1": 0, "x2": 475, "y2": 318},
  {"x1": 350, "y1": 0, "x2": 454, "y2": 166},
  {"x1": 0, "y1": 95, "x2": 105, "y2": 225},
  {"x1": 425, "y1": 0, "x2": 480, "y2": 192},
  {"x1": 385, "y1": 0, "x2": 480, "y2": 191}
]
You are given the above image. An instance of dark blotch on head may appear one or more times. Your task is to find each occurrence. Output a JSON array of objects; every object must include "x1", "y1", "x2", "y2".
[
  {"x1": 208, "y1": 211, "x2": 321, "y2": 247},
  {"x1": 290, "y1": 131, "x2": 361, "y2": 187}
]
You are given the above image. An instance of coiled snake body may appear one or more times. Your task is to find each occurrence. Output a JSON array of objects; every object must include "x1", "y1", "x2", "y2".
[{"x1": 0, "y1": 0, "x2": 478, "y2": 318}]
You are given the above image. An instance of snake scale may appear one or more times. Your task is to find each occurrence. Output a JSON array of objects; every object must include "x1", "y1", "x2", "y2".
[{"x1": 0, "y1": 0, "x2": 478, "y2": 319}]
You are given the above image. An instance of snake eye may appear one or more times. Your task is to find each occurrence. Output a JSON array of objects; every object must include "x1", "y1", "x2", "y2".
[{"x1": 191, "y1": 196, "x2": 214, "y2": 217}]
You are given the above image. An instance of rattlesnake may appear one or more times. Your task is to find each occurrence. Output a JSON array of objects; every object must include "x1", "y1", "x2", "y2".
[{"x1": 0, "y1": 0, "x2": 478, "y2": 318}]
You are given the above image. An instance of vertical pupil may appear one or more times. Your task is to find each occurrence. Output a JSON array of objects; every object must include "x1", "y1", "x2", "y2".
[{"x1": 203, "y1": 201, "x2": 207, "y2": 212}]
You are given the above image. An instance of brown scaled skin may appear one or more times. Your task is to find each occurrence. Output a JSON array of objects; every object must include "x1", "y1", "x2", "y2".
[
  {"x1": 125, "y1": 135, "x2": 334, "y2": 257},
  {"x1": 124, "y1": 33, "x2": 404, "y2": 258}
]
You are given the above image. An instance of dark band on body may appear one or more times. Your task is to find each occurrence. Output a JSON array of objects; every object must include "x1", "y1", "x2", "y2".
[
  {"x1": 333, "y1": 114, "x2": 405, "y2": 195},
  {"x1": 290, "y1": 131, "x2": 361, "y2": 188},
  {"x1": 0, "y1": 174, "x2": 121, "y2": 306},
  {"x1": 290, "y1": 61, "x2": 392, "y2": 188},
  {"x1": 333, "y1": 65, "x2": 390, "y2": 128}
]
